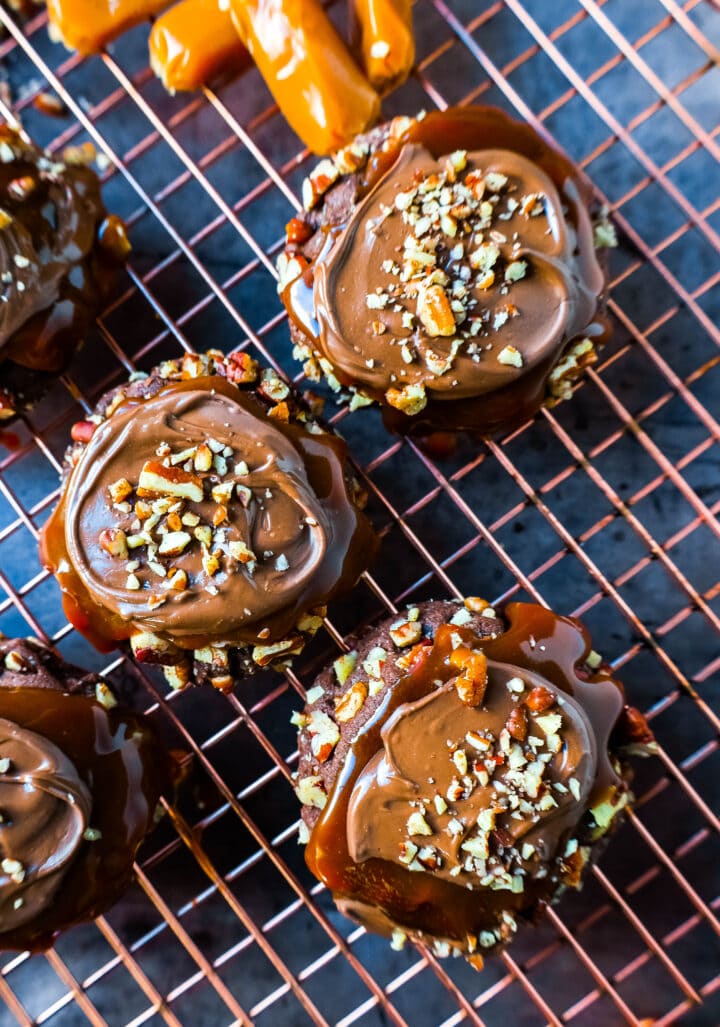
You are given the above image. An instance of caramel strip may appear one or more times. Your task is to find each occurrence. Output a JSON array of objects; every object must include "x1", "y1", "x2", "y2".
[
  {"x1": 228, "y1": 0, "x2": 380, "y2": 155},
  {"x1": 149, "y1": 0, "x2": 250, "y2": 92},
  {"x1": 47, "y1": 0, "x2": 172, "y2": 54},
  {"x1": 350, "y1": 0, "x2": 414, "y2": 92}
]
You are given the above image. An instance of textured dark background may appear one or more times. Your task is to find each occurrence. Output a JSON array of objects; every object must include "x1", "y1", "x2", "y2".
[{"x1": 0, "y1": 0, "x2": 719, "y2": 1024}]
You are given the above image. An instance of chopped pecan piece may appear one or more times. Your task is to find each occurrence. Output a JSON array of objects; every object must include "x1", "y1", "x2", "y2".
[
  {"x1": 506, "y1": 705, "x2": 528, "y2": 742},
  {"x1": 158, "y1": 531, "x2": 192, "y2": 556},
  {"x1": 335, "y1": 680, "x2": 368, "y2": 723},
  {"x1": 3, "y1": 650, "x2": 28, "y2": 673},
  {"x1": 307, "y1": 710, "x2": 340, "y2": 763},
  {"x1": 138, "y1": 461, "x2": 203, "y2": 503},
  {"x1": 390, "y1": 620, "x2": 423, "y2": 648},
  {"x1": 98, "y1": 528, "x2": 128, "y2": 559},
  {"x1": 385, "y1": 383, "x2": 427, "y2": 416},
  {"x1": 525, "y1": 685, "x2": 556, "y2": 712},
  {"x1": 417, "y1": 281, "x2": 456, "y2": 338},
  {"x1": 225, "y1": 351, "x2": 259, "y2": 384},
  {"x1": 130, "y1": 630, "x2": 180, "y2": 665},
  {"x1": 252, "y1": 635, "x2": 305, "y2": 667},
  {"x1": 193, "y1": 444, "x2": 213, "y2": 472},
  {"x1": 295, "y1": 775, "x2": 327, "y2": 809},
  {"x1": 108, "y1": 478, "x2": 133, "y2": 504}
]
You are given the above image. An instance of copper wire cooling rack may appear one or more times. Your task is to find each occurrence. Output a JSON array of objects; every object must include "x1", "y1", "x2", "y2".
[{"x1": 0, "y1": 0, "x2": 719, "y2": 1024}]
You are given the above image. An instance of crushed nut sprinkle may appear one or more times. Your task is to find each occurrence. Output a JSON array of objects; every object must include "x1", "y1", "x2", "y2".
[
  {"x1": 389, "y1": 638, "x2": 591, "y2": 897},
  {"x1": 95, "y1": 431, "x2": 307, "y2": 606},
  {"x1": 1, "y1": 858, "x2": 25, "y2": 884},
  {"x1": 358, "y1": 153, "x2": 546, "y2": 395},
  {"x1": 335, "y1": 680, "x2": 368, "y2": 723},
  {"x1": 3, "y1": 650, "x2": 28, "y2": 673},
  {"x1": 306, "y1": 710, "x2": 340, "y2": 763}
]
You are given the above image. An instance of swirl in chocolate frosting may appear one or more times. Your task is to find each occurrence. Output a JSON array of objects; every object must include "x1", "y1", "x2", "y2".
[
  {"x1": 348, "y1": 661, "x2": 599, "y2": 883},
  {"x1": 311, "y1": 143, "x2": 601, "y2": 402},
  {"x1": 49, "y1": 378, "x2": 364, "y2": 649},
  {"x1": 282, "y1": 108, "x2": 608, "y2": 433},
  {"x1": 303, "y1": 602, "x2": 632, "y2": 957},
  {"x1": 0, "y1": 717, "x2": 91, "y2": 930}
]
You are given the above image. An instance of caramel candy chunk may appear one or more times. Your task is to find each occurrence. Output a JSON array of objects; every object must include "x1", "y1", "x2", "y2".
[
  {"x1": 149, "y1": 0, "x2": 251, "y2": 92},
  {"x1": 47, "y1": 0, "x2": 171, "y2": 54},
  {"x1": 350, "y1": 0, "x2": 415, "y2": 92},
  {"x1": 228, "y1": 0, "x2": 380, "y2": 155}
]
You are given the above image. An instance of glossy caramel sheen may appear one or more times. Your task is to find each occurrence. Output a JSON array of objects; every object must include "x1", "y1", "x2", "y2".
[
  {"x1": 306, "y1": 603, "x2": 625, "y2": 946},
  {"x1": 350, "y1": 0, "x2": 415, "y2": 92},
  {"x1": 0, "y1": 688, "x2": 171, "y2": 951},
  {"x1": 229, "y1": 0, "x2": 380, "y2": 155},
  {"x1": 47, "y1": 0, "x2": 171, "y2": 53},
  {"x1": 149, "y1": 0, "x2": 251, "y2": 92}
]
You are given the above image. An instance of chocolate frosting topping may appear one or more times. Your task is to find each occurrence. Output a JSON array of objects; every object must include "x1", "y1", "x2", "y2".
[
  {"x1": 282, "y1": 108, "x2": 609, "y2": 433},
  {"x1": 314, "y1": 142, "x2": 599, "y2": 398},
  {"x1": 0, "y1": 124, "x2": 123, "y2": 374},
  {"x1": 0, "y1": 718, "x2": 91, "y2": 930},
  {"x1": 49, "y1": 377, "x2": 367, "y2": 649},
  {"x1": 311, "y1": 143, "x2": 601, "y2": 401},
  {"x1": 348, "y1": 660, "x2": 599, "y2": 884}
]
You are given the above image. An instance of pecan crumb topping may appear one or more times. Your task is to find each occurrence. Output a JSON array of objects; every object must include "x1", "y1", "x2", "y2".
[
  {"x1": 358, "y1": 150, "x2": 545, "y2": 403},
  {"x1": 98, "y1": 435, "x2": 298, "y2": 605}
]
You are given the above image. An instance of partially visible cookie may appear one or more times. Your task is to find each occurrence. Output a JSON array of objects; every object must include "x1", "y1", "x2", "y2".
[
  {"x1": 0, "y1": 635, "x2": 174, "y2": 951},
  {"x1": 0, "y1": 124, "x2": 128, "y2": 422},
  {"x1": 293, "y1": 598, "x2": 654, "y2": 965},
  {"x1": 41, "y1": 349, "x2": 377, "y2": 689}
]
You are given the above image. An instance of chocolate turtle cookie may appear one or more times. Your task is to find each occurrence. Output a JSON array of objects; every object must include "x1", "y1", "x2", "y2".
[
  {"x1": 0, "y1": 124, "x2": 128, "y2": 423},
  {"x1": 279, "y1": 107, "x2": 615, "y2": 437},
  {"x1": 41, "y1": 350, "x2": 377, "y2": 690},
  {"x1": 0, "y1": 634, "x2": 174, "y2": 951},
  {"x1": 293, "y1": 598, "x2": 654, "y2": 965}
]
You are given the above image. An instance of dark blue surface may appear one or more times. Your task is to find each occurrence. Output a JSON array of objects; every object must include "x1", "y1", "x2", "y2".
[{"x1": 0, "y1": 1, "x2": 719, "y2": 1024}]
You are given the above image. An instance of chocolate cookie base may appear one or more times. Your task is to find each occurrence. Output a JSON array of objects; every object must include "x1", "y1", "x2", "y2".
[{"x1": 0, "y1": 635, "x2": 101, "y2": 696}]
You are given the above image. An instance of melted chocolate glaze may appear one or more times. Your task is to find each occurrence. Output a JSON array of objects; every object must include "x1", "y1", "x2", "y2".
[
  {"x1": 0, "y1": 124, "x2": 126, "y2": 421},
  {"x1": 281, "y1": 107, "x2": 610, "y2": 437},
  {"x1": 296, "y1": 601, "x2": 652, "y2": 960},
  {"x1": 0, "y1": 637, "x2": 174, "y2": 951}
]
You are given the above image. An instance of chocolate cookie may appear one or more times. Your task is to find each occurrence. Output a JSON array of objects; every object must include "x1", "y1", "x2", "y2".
[
  {"x1": 0, "y1": 124, "x2": 128, "y2": 422},
  {"x1": 279, "y1": 107, "x2": 615, "y2": 437},
  {"x1": 0, "y1": 635, "x2": 174, "y2": 951},
  {"x1": 41, "y1": 349, "x2": 377, "y2": 689},
  {"x1": 293, "y1": 598, "x2": 654, "y2": 965}
]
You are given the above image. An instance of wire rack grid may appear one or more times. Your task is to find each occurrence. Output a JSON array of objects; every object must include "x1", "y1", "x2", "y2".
[{"x1": 0, "y1": 0, "x2": 719, "y2": 1024}]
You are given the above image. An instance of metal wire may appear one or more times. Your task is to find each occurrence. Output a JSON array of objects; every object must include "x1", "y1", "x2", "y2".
[{"x1": 0, "y1": 0, "x2": 719, "y2": 1024}]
